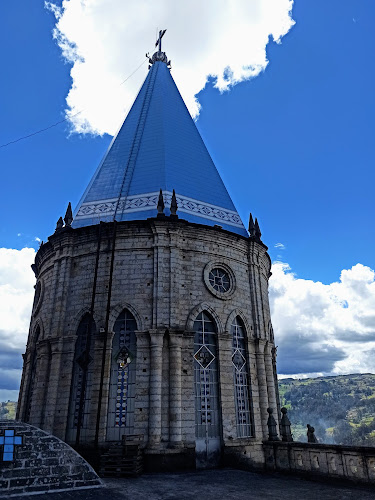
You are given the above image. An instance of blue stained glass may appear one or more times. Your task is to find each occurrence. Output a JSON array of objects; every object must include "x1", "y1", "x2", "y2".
[
  {"x1": 4, "y1": 445, "x2": 14, "y2": 452},
  {"x1": 3, "y1": 452, "x2": 13, "y2": 461},
  {"x1": 0, "y1": 437, "x2": 4, "y2": 445},
  {"x1": 14, "y1": 437, "x2": 22, "y2": 445},
  {"x1": 5, "y1": 437, "x2": 14, "y2": 444},
  {"x1": 5, "y1": 430, "x2": 14, "y2": 436}
]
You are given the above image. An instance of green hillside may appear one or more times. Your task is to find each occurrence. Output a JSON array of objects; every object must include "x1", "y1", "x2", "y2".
[
  {"x1": 0, "y1": 401, "x2": 16, "y2": 420},
  {"x1": 279, "y1": 373, "x2": 375, "y2": 445}
]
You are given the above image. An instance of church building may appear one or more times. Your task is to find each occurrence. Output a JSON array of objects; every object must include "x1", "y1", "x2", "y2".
[{"x1": 17, "y1": 34, "x2": 280, "y2": 470}]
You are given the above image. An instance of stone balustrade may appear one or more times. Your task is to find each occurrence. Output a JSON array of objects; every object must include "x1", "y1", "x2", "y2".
[{"x1": 263, "y1": 441, "x2": 375, "y2": 484}]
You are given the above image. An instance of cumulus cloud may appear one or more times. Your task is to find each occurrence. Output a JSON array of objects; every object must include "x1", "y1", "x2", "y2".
[
  {"x1": 45, "y1": 0, "x2": 295, "y2": 135},
  {"x1": 269, "y1": 262, "x2": 375, "y2": 377},
  {"x1": 0, "y1": 248, "x2": 36, "y2": 398}
]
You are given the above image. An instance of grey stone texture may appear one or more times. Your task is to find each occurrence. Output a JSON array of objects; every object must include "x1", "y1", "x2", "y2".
[
  {"x1": 0, "y1": 420, "x2": 102, "y2": 497},
  {"x1": 264, "y1": 441, "x2": 375, "y2": 484},
  {"x1": 17, "y1": 217, "x2": 279, "y2": 468}
]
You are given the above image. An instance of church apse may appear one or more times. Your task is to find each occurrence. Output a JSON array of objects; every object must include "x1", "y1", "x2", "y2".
[{"x1": 18, "y1": 31, "x2": 280, "y2": 471}]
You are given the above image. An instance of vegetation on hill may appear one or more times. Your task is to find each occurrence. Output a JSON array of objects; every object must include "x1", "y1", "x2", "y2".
[
  {"x1": 0, "y1": 401, "x2": 16, "y2": 420},
  {"x1": 279, "y1": 373, "x2": 375, "y2": 446}
]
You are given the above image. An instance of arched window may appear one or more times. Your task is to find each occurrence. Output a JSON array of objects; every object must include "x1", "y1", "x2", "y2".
[
  {"x1": 193, "y1": 311, "x2": 221, "y2": 467},
  {"x1": 106, "y1": 309, "x2": 137, "y2": 441},
  {"x1": 67, "y1": 314, "x2": 95, "y2": 442},
  {"x1": 231, "y1": 316, "x2": 253, "y2": 437},
  {"x1": 24, "y1": 326, "x2": 40, "y2": 422}
]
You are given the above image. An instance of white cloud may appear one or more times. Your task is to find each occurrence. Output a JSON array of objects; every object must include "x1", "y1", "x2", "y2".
[
  {"x1": 274, "y1": 243, "x2": 286, "y2": 250},
  {"x1": 45, "y1": 0, "x2": 295, "y2": 135},
  {"x1": 0, "y1": 248, "x2": 36, "y2": 396},
  {"x1": 34, "y1": 237, "x2": 41, "y2": 243},
  {"x1": 269, "y1": 262, "x2": 375, "y2": 377}
]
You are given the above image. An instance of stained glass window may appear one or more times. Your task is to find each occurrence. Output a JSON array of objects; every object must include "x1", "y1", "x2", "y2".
[
  {"x1": 208, "y1": 268, "x2": 230, "y2": 293},
  {"x1": 194, "y1": 312, "x2": 220, "y2": 439},
  {"x1": 231, "y1": 317, "x2": 253, "y2": 437},
  {"x1": 107, "y1": 310, "x2": 137, "y2": 441}
]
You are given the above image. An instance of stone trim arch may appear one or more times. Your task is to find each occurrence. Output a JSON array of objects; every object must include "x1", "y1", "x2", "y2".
[
  {"x1": 108, "y1": 302, "x2": 143, "y2": 333},
  {"x1": 186, "y1": 302, "x2": 224, "y2": 334},
  {"x1": 67, "y1": 308, "x2": 100, "y2": 337},
  {"x1": 30, "y1": 317, "x2": 44, "y2": 345},
  {"x1": 225, "y1": 309, "x2": 253, "y2": 336}
]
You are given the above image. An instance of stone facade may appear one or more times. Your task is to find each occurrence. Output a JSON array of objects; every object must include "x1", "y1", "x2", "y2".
[{"x1": 18, "y1": 215, "x2": 279, "y2": 469}]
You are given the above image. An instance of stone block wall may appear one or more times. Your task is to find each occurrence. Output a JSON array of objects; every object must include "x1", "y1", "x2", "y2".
[
  {"x1": 0, "y1": 421, "x2": 102, "y2": 497},
  {"x1": 17, "y1": 218, "x2": 279, "y2": 469},
  {"x1": 264, "y1": 441, "x2": 375, "y2": 484}
]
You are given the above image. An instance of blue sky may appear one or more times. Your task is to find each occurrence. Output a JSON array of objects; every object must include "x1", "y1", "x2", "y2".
[
  {"x1": 1, "y1": 0, "x2": 374, "y2": 282},
  {"x1": 0, "y1": 0, "x2": 375, "y2": 399}
]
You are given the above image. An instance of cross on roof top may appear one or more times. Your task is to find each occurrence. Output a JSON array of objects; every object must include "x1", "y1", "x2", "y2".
[{"x1": 155, "y1": 29, "x2": 167, "y2": 52}]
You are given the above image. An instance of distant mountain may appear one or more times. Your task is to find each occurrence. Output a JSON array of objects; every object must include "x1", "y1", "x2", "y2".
[
  {"x1": 0, "y1": 401, "x2": 16, "y2": 420},
  {"x1": 279, "y1": 373, "x2": 375, "y2": 445}
]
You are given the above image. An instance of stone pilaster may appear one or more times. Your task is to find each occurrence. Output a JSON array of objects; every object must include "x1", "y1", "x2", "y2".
[
  {"x1": 218, "y1": 332, "x2": 236, "y2": 441},
  {"x1": 43, "y1": 338, "x2": 63, "y2": 436},
  {"x1": 91, "y1": 331, "x2": 115, "y2": 444},
  {"x1": 31, "y1": 340, "x2": 51, "y2": 428},
  {"x1": 134, "y1": 331, "x2": 151, "y2": 442},
  {"x1": 255, "y1": 339, "x2": 269, "y2": 438},
  {"x1": 169, "y1": 331, "x2": 183, "y2": 446},
  {"x1": 264, "y1": 342, "x2": 279, "y2": 428},
  {"x1": 247, "y1": 339, "x2": 262, "y2": 438},
  {"x1": 148, "y1": 330, "x2": 164, "y2": 447}
]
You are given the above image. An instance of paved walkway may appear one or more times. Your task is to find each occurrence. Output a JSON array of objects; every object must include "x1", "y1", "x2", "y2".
[{"x1": 6, "y1": 469, "x2": 375, "y2": 499}]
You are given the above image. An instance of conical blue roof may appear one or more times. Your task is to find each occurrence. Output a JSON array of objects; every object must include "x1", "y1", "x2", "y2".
[{"x1": 72, "y1": 54, "x2": 247, "y2": 237}]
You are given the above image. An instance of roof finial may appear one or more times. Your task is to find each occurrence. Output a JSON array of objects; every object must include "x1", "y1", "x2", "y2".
[
  {"x1": 148, "y1": 29, "x2": 171, "y2": 68},
  {"x1": 64, "y1": 202, "x2": 73, "y2": 227},
  {"x1": 156, "y1": 29, "x2": 167, "y2": 52},
  {"x1": 55, "y1": 217, "x2": 64, "y2": 233},
  {"x1": 254, "y1": 218, "x2": 262, "y2": 241},
  {"x1": 248, "y1": 213, "x2": 256, "y2": 237},
  {"x1": 157, "y1": 188, "x2": 165, "y2": 217},
  {"x1": 170, "y1": 189, "x2": 178, "y2": 218}
]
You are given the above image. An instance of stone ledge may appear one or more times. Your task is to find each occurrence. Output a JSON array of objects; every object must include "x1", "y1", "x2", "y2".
[{"x1": 263, "y1": 440, "x2": 375, "y2": 485}]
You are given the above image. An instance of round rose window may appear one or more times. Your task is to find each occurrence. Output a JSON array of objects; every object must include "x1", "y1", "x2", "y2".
[{"x1": 208, "y1": 268, "x2": 231, "y2": 293}]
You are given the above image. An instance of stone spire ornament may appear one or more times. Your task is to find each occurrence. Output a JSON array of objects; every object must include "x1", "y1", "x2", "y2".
[
  {"x1": 254, "y1": 218, "x2": 262, "y2": 241},
  {"x1": 64, "y1": 202, "x2": 73, "y2": 227},
  {"x1": 55, "y1": 217, "x2": 64, "y2": 232},
  {"x1": 280, "y1": 407, "x2": 293, "y2": 442},
  {"x1": 157, "y1": 189, "x2": 165, "y2": 217},
  {"x1": 170, "y1": 189, "x2": 178, "y2": 218},
  {"x1": 267, "y1": 407, "x2": 280, "y2": 441},
  {"x1": 248, "y1": 213, "x2": 256, "y2": 237}
]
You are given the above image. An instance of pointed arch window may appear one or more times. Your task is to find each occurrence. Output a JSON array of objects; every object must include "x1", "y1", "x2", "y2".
[
  {"x1": 67, "y1": 314, "x2": 95, "y2": 440},
  {"x1": 107, "y1": 309, "x2": 137, "y2": 441},
  {"x1": 193, "y1": 312, "x2": 221, "y2": 462},
  {"x1": 231, "y1": 317, "x2": 253, "y2": 437},
  {"x1": 24, "y1": 326, "x2": 40, "y2": 422}
]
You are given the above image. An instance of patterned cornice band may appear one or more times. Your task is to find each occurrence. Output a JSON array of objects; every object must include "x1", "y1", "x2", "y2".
[{"x1": 75, "y1": 191, "x2": 243, "y2": 228}]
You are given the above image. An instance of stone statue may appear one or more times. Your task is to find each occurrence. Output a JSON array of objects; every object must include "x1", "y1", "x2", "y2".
[
  {"x1": 280, "y1": 407, "x2": 293, "y2": 442},
  {"x1": 307, "y1": 424, "x2": 318, "y2": 443},
  {"x1": 267, "y1": 408, "x2": 280, "y2": 441}
]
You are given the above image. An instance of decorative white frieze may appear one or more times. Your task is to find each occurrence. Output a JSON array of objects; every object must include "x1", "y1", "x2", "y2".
[{"x1": 75, "y1": 191, "x2": 244, "y2": 229}]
